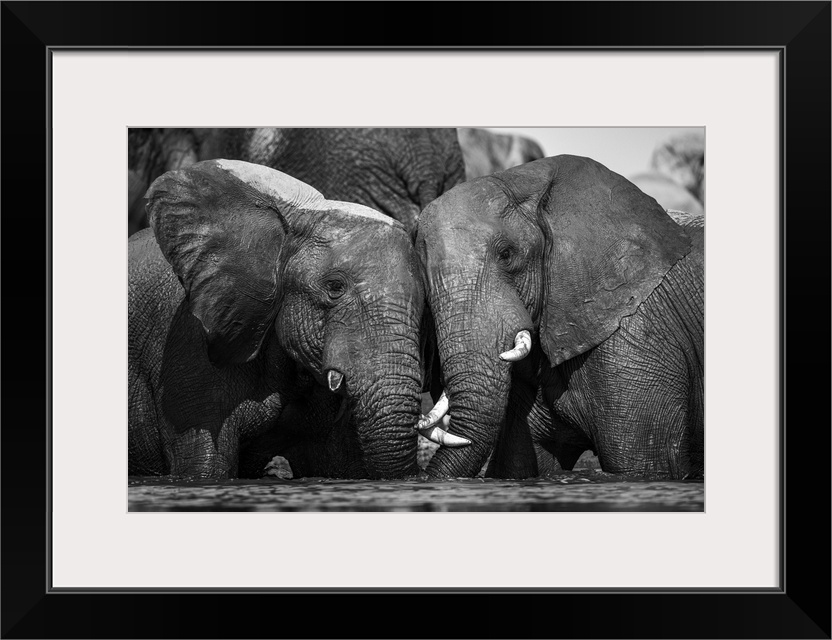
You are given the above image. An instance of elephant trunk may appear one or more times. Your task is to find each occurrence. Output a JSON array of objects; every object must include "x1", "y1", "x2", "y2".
[
  {"x1": 337, "y1": 337, "x2": 423, "y2": 479},
  {"x1": 424, "y1": 280, "x2": 533, "y2": 478},
  {"x1": 425, "y1": 348, "x2": 513, "y2": 477}
]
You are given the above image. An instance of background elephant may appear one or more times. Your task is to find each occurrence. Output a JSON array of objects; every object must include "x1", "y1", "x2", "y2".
[
  {"x1": 628, "y1": 172, "x2": 704, "y2": 215},
  {"x1": 651, "y1": 131, "x2": 705, "y2": 203},
  {"x1": 629, "y1": 131, "x2": 705, "y2": 215},
  {"x1": 129, "y1": 160, "x2": 426, "y2": 479},
  {"x1": 415, "y1": 155, "x2": 704, "y2": 480},
  {"x1": 128, "y1": 129, "x2": 200, "y2": 235},
  {"x1": 127, "y1": 128, "x2": 465, "y2": 236},
  {"x1": 456, "y1": 128, "x2": 545, "y2": 180}
]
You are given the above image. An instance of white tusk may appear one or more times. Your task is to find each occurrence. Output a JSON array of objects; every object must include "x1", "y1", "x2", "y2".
[
  {"x1": 417, "y1": 423, "x2": 472, "y2": 448},
  {"x1": 327, "y1": 370, "x2": 344, "y2": 392},
  {"x1": 499, "y1": 329, "x2": 532, "y2": 362},
  {"x1": 416, "y1": 391, "x2": 449, "y2": 430}
]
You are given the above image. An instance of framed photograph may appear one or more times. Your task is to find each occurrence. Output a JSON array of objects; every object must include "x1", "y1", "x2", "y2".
[{"x1": 3, "y1": 2, "x2": 828, "y2": 638}]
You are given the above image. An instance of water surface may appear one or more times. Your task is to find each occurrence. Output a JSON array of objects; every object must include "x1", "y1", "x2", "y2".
[{"x1": 129, "y1": 470, "x2": 703, "y2": 512}]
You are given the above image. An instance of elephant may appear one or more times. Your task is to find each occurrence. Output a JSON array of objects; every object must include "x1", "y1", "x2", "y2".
[
  {"x1": 629, "y1": 172, "x2": 704, "y2": 216},
  {"x1": 414, "y1": 155, "x2": 704, "y2": 480},
  {"x1": 651, "y1": 131, "x2": 705, "y2": 204},
  {"x1": 128, "y1": 128, "x2": 200, "y2": 235},
  {"x1": 129, "y1": 159, "x2": 428, "y2": 479},
  {"x1": 127, "y1": 128, "x2": 465, "y2": 237},
  {"x1": 456, "y1": 128, "x2": 545, "y2": 181}
]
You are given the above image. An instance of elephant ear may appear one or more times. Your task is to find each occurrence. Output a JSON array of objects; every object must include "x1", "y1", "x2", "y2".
[
  {"x1": 146, "y1": 159, "x2": 325, "y2": 366},
  {"x1": 526, "y1": 155, "x2": 692, "y2": 367}
]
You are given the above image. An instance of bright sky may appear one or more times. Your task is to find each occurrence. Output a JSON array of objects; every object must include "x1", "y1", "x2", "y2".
[{"x1": 490, "y1": 127, "x2": 703, "y2": 179}]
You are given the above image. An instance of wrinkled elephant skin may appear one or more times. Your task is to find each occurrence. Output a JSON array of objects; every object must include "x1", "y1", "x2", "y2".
[
  {"x1": 129, "y1": 160, "x2": 425, "y2": 479},
  {"x1": 128, "y1": 128, "x2": 465, "y2": 236},
  {"x1": 416, "y1": 155, "x2": 704, "y2": 480}
]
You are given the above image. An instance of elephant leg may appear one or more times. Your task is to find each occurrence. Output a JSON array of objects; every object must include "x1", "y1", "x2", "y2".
[
  {"x1": 238, "y1": 424, "x2": 288, "y2": 479},
  {"x1": 238, "y1": 397, "x2": 325, "y2": 479},
  {"x1": 540, "y1": 434, "x2": 591, "y2": 471},
  {"x1": 683, "y1": 376, "x2": 705, "y2": 479},
  {"x1": 247, "y1": 389, "x2": 368, "y2": 479},
  {"x1": 534, "y1": 368, "x2": 595, "y2": 472},
  {"x1": 166, "y1": 426, "x2": 239, "y2": 479},
  {"x1": 128, "y1": 367, "x2": 166, "y2": 476},
  {"x1": 165, "y1": 392, "x2": 286, "y2": 479},
  {"x1": 532, "y1": 442, "x2": 562, "y2": 477},
  {"x1": 485, "y1": 366, "x2": 595, "y2": 477},
  {"x1": 304, "y1": 395, "x2": 367, "y2": 478},
  {"x1": 486, "y1": 370, "x2": 594, "y2": 478},
  {"x1": 485, "y1": 379, "x2": 541, "y2": 479}
]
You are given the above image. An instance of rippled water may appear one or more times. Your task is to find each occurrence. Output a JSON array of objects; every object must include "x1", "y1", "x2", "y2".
[{"x1": 129, "y1": 470, "x2": 703, "y2": 512}]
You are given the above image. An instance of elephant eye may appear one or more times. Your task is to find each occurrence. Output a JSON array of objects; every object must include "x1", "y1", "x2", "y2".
[
  {"x1": 496, "y1": 245, "x2": 514, "y2": 262},
  {"x1": 322, "y1": 275, "x2": 348, "y2": 299}
]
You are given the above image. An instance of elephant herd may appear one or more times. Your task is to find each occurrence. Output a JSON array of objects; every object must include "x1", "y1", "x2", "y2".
[{"x1": 128, "y1": 128, "x2": 704, "y2": 481}]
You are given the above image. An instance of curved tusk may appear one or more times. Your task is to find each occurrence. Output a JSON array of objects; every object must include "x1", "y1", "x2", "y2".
[
  {"x1": 327, "y1": 370, "x2": 344, "y2": 392},
  {"x1": 417, "y1": 423, "x2": 472, "y2": 448},
  {"x1": 416, "y1": 391, "x2": 449, "y2": 430},
  {"x1": 499, "y1": 329, "x2": 532, "y2": 362}
]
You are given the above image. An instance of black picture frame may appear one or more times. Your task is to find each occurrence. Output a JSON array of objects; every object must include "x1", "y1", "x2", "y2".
[{"x1": 2, "y1": 1, "x2": 829, "y2": 638}]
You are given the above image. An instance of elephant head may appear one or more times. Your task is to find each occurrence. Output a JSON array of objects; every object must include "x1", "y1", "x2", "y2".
[
  {"x1": 415, "y1": 155, "x2": 691, "y2": 477},
  {"x1": 146, "y1": 159, "x2": 425, "y2": 477}
]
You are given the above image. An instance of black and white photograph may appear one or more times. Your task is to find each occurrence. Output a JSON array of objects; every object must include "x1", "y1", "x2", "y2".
[
  {"x1": 8, "y1": 0, "x2": 827, "y2": 633},
  {"x1": 127, "y1": 126, "x2": 705, "y2": 512}
]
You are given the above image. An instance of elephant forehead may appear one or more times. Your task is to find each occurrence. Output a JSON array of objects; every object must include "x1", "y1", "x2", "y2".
[
  {"x1": 330, "y1": 234, "x2": 422, "y2": 293},
  {"x1": 345, "y1": 227, "x2": 416, "y2": 268},
  {"x1": 498, "y1": 154, "x2": 617, "y2": 192},
  {"x1": 320, "y1": 212, "x2": 410, "y2": 253},
  {"x1": 327, "y1": 200, "x2": 400, "y2": 228},
  {"x1": 213, "y1": 159, "x2": 325, "y2": 210},
  {"x1": 422, "y1": 214, "x2": 497, "y2": 272},
  {"x1": 422, "y1": 179, "x2": 499, "y2": 225}
]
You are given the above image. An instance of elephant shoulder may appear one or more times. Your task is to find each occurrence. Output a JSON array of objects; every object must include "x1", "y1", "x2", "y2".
[
  {"x1": 666, "y1": 210, "x2": 703, "y2": 266},
  {"x1": 687, "y1": 226, "x2": 704, "y2": 272}
]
